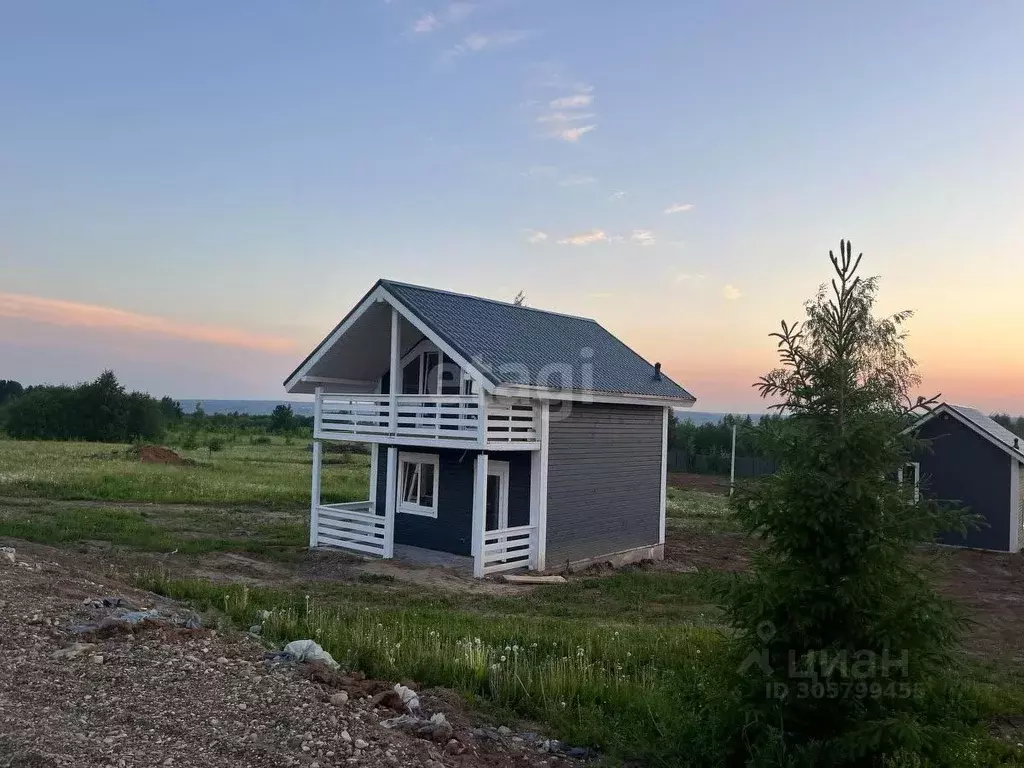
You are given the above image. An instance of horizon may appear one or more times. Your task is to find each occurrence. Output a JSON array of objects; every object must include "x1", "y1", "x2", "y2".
[{"x1": 3, "y1": 3, "x2": 1022, "y2": 413}]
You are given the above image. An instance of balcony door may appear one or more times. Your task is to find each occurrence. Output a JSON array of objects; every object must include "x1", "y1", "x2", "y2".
[{"x1": 485, "y1": 461, "x2": 510, "y2": 531}]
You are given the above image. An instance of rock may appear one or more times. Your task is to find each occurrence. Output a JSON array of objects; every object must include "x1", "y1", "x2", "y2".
[
  {"x1": 370, "y1": 689, "x2": 405, "y2": 712},
  {"x1": 425, "y1": 760, "x2": 446, "y2": 768},
  {"x1": 216, "y1": 657, "x2": 230, "y2": 664},
  {"x1": 1, "y1": 547, "x2": 15, "y2": 564},
  {"x1": 248, "y1": 624, "x2": 262, "y2": 634},
  {"x1": 354, "y1": 738, "x2": 369, "y2": 750},
  {"x1": 52, "y1": 642, "x2": 97, "y2": 660},
  {"x1": 497, "y1": 725, "x2": 512, "y2": 736},
  {"x1": 330, "y1": 692, "x2": 349, "y2": 707},
  {"x1": 90, "y1": 654, "x2": 104, "y2": 665},
  {"x1": 444, "y1": 739, "x2": 465, "y2": 756},
  {"x1": 566, "y1": 746, "x2": 590, "y2": 758},
  {"x1": 341, "y1": 730, "x2": 352, "y2": 743}
]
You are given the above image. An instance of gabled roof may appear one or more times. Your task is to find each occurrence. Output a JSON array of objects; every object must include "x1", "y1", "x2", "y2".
[
  {"x1": 285, "y1": 279, "x2": 696, "y2": 404},
  {"x1": 910, "y1": 403, "x2": 1024, "y2": 462}
]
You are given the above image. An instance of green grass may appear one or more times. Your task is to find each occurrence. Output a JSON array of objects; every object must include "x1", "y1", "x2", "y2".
[
  {"x1": 0, "y1": 436, "x2": 368, "y2": 506},
  {"x1": 666, "y1": 487, "x2": 739, "y2": 532},
  {"x1": 0, "y1": 502, "x2": 306, "y2": 558}
]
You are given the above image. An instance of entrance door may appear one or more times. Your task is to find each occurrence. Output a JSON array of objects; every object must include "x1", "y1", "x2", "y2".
[{"x1": 485, "y1": 461, "x2": 510, "y2": 531}]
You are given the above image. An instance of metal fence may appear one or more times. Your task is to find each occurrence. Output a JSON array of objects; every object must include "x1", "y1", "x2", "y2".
[{"x1": 667, "y1": 450, "x2": 778, "y2": 478}]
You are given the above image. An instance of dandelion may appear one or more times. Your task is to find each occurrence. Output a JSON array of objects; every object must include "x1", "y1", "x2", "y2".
[{"x1": 500, "y1": 655, "x2": 507, "y2": 662}]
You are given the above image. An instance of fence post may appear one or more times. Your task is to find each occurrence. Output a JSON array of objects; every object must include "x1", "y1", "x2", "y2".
[{"x1": 729, "y1": 424, "x2": 737, "y2": 496}]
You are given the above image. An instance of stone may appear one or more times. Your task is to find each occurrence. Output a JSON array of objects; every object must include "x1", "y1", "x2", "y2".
[
  {"x1": 354, "y1": 739, "x2": 369, "y2": 750},
  {"x1": 1, "y1": 547, "x2": 15, "y2": 564},
  {"x1": 425, "y1": 760, "x2": 445, "y2": 768},
  {"x1": 52, "y1": 643, "x2": 97, "y2": 660},
  {"x1": 497, "y1": 726, "x2": 512, "y2": 736},
  {"x1": 90, "y1": 655, "x2": 104, "y2": 665},
  {"x1": 444, "y1": 739, "x2": 465, "y2": 756},
  {"x1": 330, "y1": 692, "x2": 349, "y2": 707},
  {"x1": 248, "y1": 624, "x2": 262, "y2": 634},
  {"x1": 341, "y1": 730, "x2": 352, "y2": 743},
  {"x1": 217, "y1": 657, "x2": 230, "y2": 664}
]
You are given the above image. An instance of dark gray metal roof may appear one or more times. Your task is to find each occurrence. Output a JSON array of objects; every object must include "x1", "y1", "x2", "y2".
[
  {"x1": 382, "y1": 280, "x2": 696, "y2": 402},
  {"x1": 948, "y1": 405, "x2": 1024, "y2": 459}
]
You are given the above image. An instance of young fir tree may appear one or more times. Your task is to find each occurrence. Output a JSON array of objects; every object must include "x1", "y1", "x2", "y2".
[{"x1": 721, "y1": 242, "x2": 971, "y2": 764}]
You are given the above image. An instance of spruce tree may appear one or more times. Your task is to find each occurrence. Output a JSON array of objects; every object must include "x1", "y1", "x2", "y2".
[{"x1": 722, "y1": 241, "x2": 970, "y2": 764}]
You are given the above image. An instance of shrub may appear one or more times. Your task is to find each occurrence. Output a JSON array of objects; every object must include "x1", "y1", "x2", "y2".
[
  {"x1": 206, "y1": 436, "x2": 225, "y2": 455},
  {"x1": 250, "y1": 435, "x2": 272, "y2": 445}
]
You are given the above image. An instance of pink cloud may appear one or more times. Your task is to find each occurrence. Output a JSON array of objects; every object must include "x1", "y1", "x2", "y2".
[{"x1": 0, "y1": 293, "x2": 298, "y2": 354}]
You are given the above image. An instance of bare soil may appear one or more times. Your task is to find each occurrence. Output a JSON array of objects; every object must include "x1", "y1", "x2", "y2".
[
  {"x1": 664, "y1": 529, "x2": 1024, "y2": 661},
  {"x1": 134, "y1": 445, "x2": 188, "y2": 465},
  {"x1": 667, "y1": 472, "x2": 730, "y2": 494},
  {"x1": 0, "y1": 541, "x2": 580, "y2": 768}
]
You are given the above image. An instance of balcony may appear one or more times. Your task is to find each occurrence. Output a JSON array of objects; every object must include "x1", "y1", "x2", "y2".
[{"x1": 314, "y1": 392, "x2": 539, "y2": 450}]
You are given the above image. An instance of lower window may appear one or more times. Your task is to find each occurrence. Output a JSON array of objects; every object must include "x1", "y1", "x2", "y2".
[{"x1": 398, "y1": 452, "x2": 439, "y2": 517}]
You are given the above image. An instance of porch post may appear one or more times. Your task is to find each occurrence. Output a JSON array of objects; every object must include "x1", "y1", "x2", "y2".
[
  {"x1": 535, "y1": 401, "x2": 550, "y2": 571},
  {"x1": 383, "y1": 446, "x2": 397, "y2": 558},
  {"x1": 389, "y1": 307, "x2": 400, "y2": 433},
  {"x1": 472, "y1": 452, "x2": 489, "y2": 577},
  {"x1": 309, "y1": 385, "x2": 324, "y2": 549}
]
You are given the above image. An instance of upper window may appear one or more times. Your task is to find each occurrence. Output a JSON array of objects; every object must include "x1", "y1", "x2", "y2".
[
  {"x1": 399, "y1": 341, "x2": 473, "y2": 397},
  {"x1": 399, "y1": 452, "x2": 439, "y2": 517}
]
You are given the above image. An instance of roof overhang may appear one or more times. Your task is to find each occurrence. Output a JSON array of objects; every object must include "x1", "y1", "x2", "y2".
[
  {"x1": 283, "y1": 283, "x2": 499, "y2": 395},
  {"x1": 493, "y1": 383, "x2": 697, "y2": 409},
  {"x1": 905, "y1": 403, "x2": 1024, "y2": 463}
]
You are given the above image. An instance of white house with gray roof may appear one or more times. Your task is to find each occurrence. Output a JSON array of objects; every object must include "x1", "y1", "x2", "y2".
[{"x1": 284, "y1": 279, "x2": 696, "y2": 577}]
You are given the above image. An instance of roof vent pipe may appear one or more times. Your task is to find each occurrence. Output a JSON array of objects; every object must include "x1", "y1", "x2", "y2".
[{"x1": 654, "y1": 362, "x2": 662, "y2": 380}]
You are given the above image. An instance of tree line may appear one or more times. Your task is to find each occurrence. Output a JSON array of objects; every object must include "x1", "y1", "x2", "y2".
[
  {"x1": 992, "y1": 413, "x2": 1024, "y2": 438},
  {"x1": 0, "y1": 372, "x2": 311, "y2": 442}
]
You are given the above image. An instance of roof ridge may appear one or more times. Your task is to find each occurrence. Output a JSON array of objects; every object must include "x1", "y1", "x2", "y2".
[{"x1": 380, "y1": 279, "x2": 598, "y2": 323}]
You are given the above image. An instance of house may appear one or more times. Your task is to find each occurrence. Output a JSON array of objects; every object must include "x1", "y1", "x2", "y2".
[
  {"x1": 284, "y1": 279, "x2": 696, "y2": 577},
  {"x1": 907, "y1": 403, "x2": 1024, "y2": 552}
]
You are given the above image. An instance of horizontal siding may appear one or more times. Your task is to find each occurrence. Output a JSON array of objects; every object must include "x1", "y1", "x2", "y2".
[
  {"x1": 546, "y1": 403, "x2": 663, "y2": 565},
  {"x1": 915, "y1": 415, "x2": 1012, "y2": 551}
]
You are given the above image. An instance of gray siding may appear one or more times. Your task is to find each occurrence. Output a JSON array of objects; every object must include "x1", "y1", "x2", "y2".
[
  {"x1": 915, "y1": 414, "x2": 1013, "y2": 551},
  {"x1": 545, "y1": 403, "x2": 663, "y2": 565},
  {"x1": 374, "y1": 446, "x2": 533, "y2": 556}
]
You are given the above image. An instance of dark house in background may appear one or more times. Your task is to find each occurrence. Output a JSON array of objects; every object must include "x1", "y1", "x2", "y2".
[
  {"x1": 907, "y1": 403, "x2": 1024, "y2": 553},
  {"x1": 284, "y1": 279, "x2": 696, "y2": 577}
]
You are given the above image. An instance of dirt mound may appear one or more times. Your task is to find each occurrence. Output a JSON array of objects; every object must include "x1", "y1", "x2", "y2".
[{"x1": 133, "y1": 445, "x2": 187, "y2": 465}]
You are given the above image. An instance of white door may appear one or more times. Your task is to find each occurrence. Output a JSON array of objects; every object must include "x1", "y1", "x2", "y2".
[{"x1": 485, "y1": 461, "x2": 510, "y2": 531}]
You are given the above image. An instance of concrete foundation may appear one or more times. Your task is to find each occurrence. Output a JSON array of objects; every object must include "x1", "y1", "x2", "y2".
[{"x1": 554, "y1": 542, "x2": 664, "y2": 574}]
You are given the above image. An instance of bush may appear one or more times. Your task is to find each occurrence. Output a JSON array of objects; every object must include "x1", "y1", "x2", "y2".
[
  {"x1": 181, "y1": 431, "x2": 199, "y2": 450},
  {"x1": 206, "y1": 436, "x2": 225, "y2": 455},
  {"x1": 250, "y1": 435, "x2": 272, "y2": 445}
]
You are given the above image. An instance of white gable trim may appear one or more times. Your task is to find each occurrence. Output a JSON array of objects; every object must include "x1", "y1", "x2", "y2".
[
  {"x1": 284, "y1": 284, "x2": 496, "y2": 394},
  {"x1": 1010, "y1": 455, "x2": 1021, "y2": 554},
  {"x1": 493, "y1": 383, "x2": 695, "y2": 409},
  {"x1": 906, "y1": 404, "x2": 1024, "y2": 462}
]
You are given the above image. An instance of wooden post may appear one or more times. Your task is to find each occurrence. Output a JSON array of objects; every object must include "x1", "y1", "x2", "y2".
[
  {"x1": 389, "y1": 308, "x2": 400, "y2": 433},
  {"x1": 535, "y1": 402, "x2": 549, "y2": 571},
  {"x1": 529, "y1": 446, "x2": 542, "y2": 570},
  {"x1": 729, "y1": 423, "x2": 737, "y2": 497},
  {"x1": 383, "y1": 446, "x2": 397, "y2": 558},
  {"x1": 309, "y1": 389, "x2": 324, "y2": 549},
  {"x1": 477, "y1": 386, "x2": 488, "y2": 448},
  {"x1": 472, "y1": 452, "x2": 489, "y2": 577}
]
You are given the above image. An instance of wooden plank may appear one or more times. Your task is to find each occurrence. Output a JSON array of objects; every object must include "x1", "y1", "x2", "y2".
[
  {"x1": 318, "y1": 510, "x2": 385, "y2": 527},
  {"x1": 482, "y1": 558, "x2": 531, "y2": 575},
  {"x1": 502, "y1": 574, "x2": 567, "y2": 584},
  {"x1": 317, "y1": 534, "x2": 386, "y2": 556}
]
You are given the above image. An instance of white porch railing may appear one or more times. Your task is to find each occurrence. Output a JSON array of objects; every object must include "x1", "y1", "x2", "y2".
[
  {"x1": 317, "y1": 393, "x2": 538, "y2": 448},
  {"x1": 480, "y1": 524, "x2": 536, "y2": 576},
  {"x1": 314, "y1": 501, "x2": 388, "y2": 557}
]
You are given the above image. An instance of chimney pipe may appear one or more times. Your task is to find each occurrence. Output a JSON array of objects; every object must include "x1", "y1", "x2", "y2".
[{"x1": 654, "y1": 362, "x2": 662, "y2": 380}]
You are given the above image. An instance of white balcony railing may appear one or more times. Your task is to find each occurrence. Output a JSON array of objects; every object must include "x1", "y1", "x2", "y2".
[{"x1": 316, "y1": 393, "x2": 538, "y2": 447}]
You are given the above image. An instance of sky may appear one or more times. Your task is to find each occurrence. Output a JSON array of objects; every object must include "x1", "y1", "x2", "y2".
[{"x1": 2, "y1": 1, "x2": 1023, "y2": 413}]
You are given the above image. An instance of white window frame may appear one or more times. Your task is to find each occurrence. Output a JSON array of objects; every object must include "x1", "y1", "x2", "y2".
[
  {"x1": 398, "y1": 452, "x2": 440, "y2": 517},
  {"x1": 897, "y1": 462, "x2": 920, "y2": 503},
  {"x1": 486, "y1": 460, "x2": 510, "y2": 531},
  {"x1": 399, "y1": 340, "x2": 468, "y2": 397}
]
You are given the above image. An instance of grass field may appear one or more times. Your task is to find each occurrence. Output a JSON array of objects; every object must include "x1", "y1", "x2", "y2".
[
  {"x1": 0, "y1": 437, "x2": 367, "y2": 506},
  {"x1": 2, "y1": 435, "x2": 1023, "y2": 765}
]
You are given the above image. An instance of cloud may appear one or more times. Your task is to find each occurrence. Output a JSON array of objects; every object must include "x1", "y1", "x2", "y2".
[
  {"x1": 557, "y1": 229, "x2": 608, "y2": 246},
  {"x1": 664, "y1": 202, "x2": 695, "y2": 215},
  {"x1": 587, "y1": 292, "x2": 614, "y2": 299},
  {"x1": 556, "y1": 125, "x2": 596, "y2": 142},
  {"x1": 537, "y1": 83, "x2": 596, "y2": 142},
  {"x1": 525, "y1": 229, "x2": 548, "y2": 244},
  {"x1": 0, "y1": 293, "x2": 297, "y2": 353},
  {"x1": 558, "y1": 175, "x2": 597, "y2": 186},
  {"x1": 522, "y1": 165, "x2": 557, "y2": 178},
  {"x1": 675, "y1": 272, "x2": 705, "y2": 283},
  {"x1": 536, "y1": 111, "x2": 596, "y2": 124},
  {"x1": 609, "y1": 190, "x2": 626, "y2": 200},
  {"x1": 447, "y1": 29, "x2": 529, "y2": 57},
  {"x1": 631, "y1": 230, "x2": 656, "y2": 246},
  {"x1": 722, "y1": 284, "x2": 742, "y2": 300},
  {"x1": 412, "y1": 13, "x2": 438, "y2": 32},
  {"x1": 549, "y1": 87, "x2": 593, "y2": 109}
]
